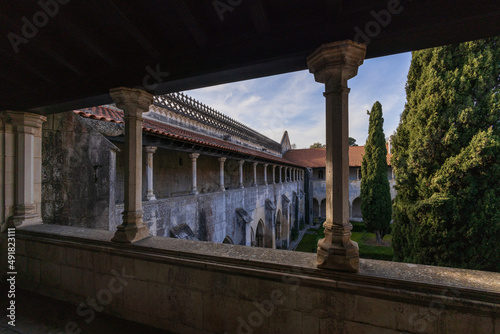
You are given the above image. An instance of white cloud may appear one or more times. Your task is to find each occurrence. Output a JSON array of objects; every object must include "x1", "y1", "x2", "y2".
[{"x1": 185, "y1": 53, "x2": 411, "y2": 148}]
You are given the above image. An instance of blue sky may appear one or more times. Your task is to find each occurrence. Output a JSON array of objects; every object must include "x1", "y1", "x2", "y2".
[{"x1": 186, "y1": 52, "x2": 412, "y2": 148}]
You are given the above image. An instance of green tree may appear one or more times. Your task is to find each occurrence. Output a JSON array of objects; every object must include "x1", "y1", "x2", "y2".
[
  {"x1": 310, "y1": 142, "x2": 325, "y2": 148},
  {"x1": 349, "y1": 137, "x2": 358, "y2": 146},
  {"x1": 392, "y1": 37, "x2": 500, "y2": 272},
  {"x1": 360, "y1": 101, "x2": 392, "y2": 244}
]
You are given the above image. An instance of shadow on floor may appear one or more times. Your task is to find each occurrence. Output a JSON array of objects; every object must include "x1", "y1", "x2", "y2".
[{"x1": 0, "y1": 284, "x2": 171, "y2": 334}]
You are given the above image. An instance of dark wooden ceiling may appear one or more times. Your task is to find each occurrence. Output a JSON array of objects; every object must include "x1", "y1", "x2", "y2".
[{"x1": 1, "y1": 0, "x2": 499, "y2": 113}]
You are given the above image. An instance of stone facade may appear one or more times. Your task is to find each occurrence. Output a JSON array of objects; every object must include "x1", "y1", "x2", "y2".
[
  {"x1": 35, "y1": 93, "x2": 308, "y2": 249},
  {"x1": 310, "y1": 165, "x2": 396, "y2": 221}
]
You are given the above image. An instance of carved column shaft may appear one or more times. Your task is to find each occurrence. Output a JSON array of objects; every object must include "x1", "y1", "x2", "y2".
[
  {"x1": 238, "y1": 160, "x2": 244, "y2": 189},
  {"x1": 272, "y1": 165, "x2": 276, "y2": 184},
  {"x1": 218, "y1": 157, "x2": 226, "y2": 191},
  {"x1": 145, "y1": 146, "x2": 157, "y2": 201},
  {"x1": 252, "y1": 162, "x2": 258, "y2": 187},
  {"x1": 189, "y1": 153, "x2": 200, "y2": 195},
  {"x1": 308, "y1": 40, "x2": 366, "y2": 272},
  {"x1": 110, "y1": 87, "x2": 153, "y2": 243},
  {"x1": 264, "y1": 164, "x2": 268, "y2": 185}
]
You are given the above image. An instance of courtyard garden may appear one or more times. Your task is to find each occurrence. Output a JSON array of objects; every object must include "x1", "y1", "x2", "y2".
[{"x1": 295, "y1": 219, "x2": 394, "y2": 261}]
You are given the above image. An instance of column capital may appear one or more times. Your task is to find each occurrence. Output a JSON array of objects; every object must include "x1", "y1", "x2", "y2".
[
  {"x1": 6, "y1": 111, "x2": 46, "y2": 136},
  {"x1": 307, "y1": 40, "x2": 366, "y2": 85},
  {"x1": 189, "y1": 153, "x2": 200, "y2": 160},
  {"x1": 239, "y1": 160, "x2": 245, "y2": 166},
  {"x1": 253, "y1": 161, "x2": 258, "y2": 166},
  {"x1": 264, "y1": 163, "x2": 269, "y2": 167},
  {"x1": 218, "y1": 157, "x2": 227, "y2": 162},
  {"x1": 145, "y1": 146, "x2": 157, "y2": 154},
  {"x1": 110, "y1": 87, "x2": 153, "y2": 118}
]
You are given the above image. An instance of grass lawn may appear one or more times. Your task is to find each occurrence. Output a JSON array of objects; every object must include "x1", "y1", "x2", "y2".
[{"x1": 295, "y1": 221, "x2": 394, "y2": 261}]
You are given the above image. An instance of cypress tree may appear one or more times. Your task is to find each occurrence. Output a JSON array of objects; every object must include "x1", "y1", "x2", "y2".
[
  {"x1": 392, "y1": 37, "x2": 500, "y2": 272},
  {"x1": 361, "y1": 101, "x2": 392, "y2": 244}
]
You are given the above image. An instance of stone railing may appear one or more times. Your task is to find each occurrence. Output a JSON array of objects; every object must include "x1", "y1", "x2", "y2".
[
  {"x1": 3, "y1": 224, "x2": 499, "y2": 334},
  {"x1": 153, "y1": 93, "x2": 282, "y2": 153}
]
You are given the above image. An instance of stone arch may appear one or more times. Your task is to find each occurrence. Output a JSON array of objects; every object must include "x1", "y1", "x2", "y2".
[
  {"x1": 320, "y1": 199, "x2": 326, "y2": 218},
  {"x1": 352, "y1": 197, "x2": 362, "y2": 219},
  {"x1": 313, "y1": 198, "x2": 319, "y2": 218},
  {"x1": 250, "y1": 227, "x2": 255, "y2": 247},
  {"x1": 256, "y1": 220, "x2": 264, "y2": 248},
  {"x1": 223, "y1": 236, "x2": 234, "y2": 244}
]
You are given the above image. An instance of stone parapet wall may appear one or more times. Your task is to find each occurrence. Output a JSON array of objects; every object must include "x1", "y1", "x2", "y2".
[{"x1": 2, "y1": 224, "x2": 499, "y2": 334}]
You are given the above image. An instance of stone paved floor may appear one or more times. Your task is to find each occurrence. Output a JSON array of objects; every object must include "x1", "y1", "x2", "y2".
[{"x1": 0, "y1": 284, "x2": 171, "y2": 334}]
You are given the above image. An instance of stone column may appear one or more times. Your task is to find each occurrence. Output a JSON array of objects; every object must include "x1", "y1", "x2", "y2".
[
  {"x1": 308, "y1": 40, "x2": 366, "y2": 272},
  {"x1": 110, "y1": 87, "x2": 153, "y2": 243},
  {"x1": 238, "y1": 160, "x2": 245, "y2": 189},
  {"x1": 145, "y1": 146, "x2": 157, "y2": 201},
  {"x1": 6, "y1": 112, "x2": 46, "y2": 228},
  {"x1": 252, "y1": 162, "x2": 258, "y2": 187},
  {"x1": 285, "y1": 167, "x2": 289, "y2": 182},
  {"x1": 189, "y1": 153, "x2": 200, "y2": 195},
  {"x1": 272, "y1": 165, "x2": 276, "y2": 184},
  {"x1": 263, "y1": 164, "x2": 268, "y2": 185},
  {"x1": 279, "y1": 166, "x2": 283, "y2": 184},
  {"x1": 218, "y1": 157, "x2": 226, "y2": 191}
]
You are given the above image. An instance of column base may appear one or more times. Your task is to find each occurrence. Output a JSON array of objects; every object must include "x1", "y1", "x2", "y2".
[
  {"x1": 112, "y1": 211, "x2": 150, "y2": 243},
  {"x1": 252, "y1": 183, "x2": 258, "y2": 187},
  {"x1": 146, "y1": 193, "x2": 157, "y2": 201},
  {"x1": 9, "y1": 204, "x2": 42, "y2": 228},
  {"x1": 219, "y1": 187, "x2": 226, "y2": 192},
  {"x1": 239, "y1": 185, "x2": 244, "y2": 189},
  {"x1": 316, "y1": 222, "x2": 359, "y2": 272},
  {"x1": 9, "y1": 215, "x2": 42, "y2": 229},
  {"x1": 190, "y1": 190, "x2": 199, "y2": 195}
]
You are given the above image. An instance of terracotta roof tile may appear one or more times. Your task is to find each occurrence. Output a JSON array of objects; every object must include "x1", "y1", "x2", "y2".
[
  {"x1": 75, "y1": 107, "x2": 304, "y2": 167},
  {"x1": 284, "y1": 147, "x2": 392, "y2": 168}
]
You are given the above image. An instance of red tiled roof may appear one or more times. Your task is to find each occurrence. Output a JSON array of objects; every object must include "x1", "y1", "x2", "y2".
[
  {"x1": 74, "y1": 107, "x2": 305, "y2": 167},
  {"x1": 284, "y1": 147, "x2": 392, "y2": 168}
]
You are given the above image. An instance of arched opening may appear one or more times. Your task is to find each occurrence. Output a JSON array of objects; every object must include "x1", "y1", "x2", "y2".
[
  {"x1": 313, "y1": 198, "x2": 319, "y2": 218},
  {"x1": 250, "y1": 227, "x2": 255, "y2": 247},
  {"x1": 223, "y1": 236, "x2": 234, "y2": 244},
  {"x1": 320, "y1": 199, "x2": 326, "y2": 218},
  {"x1": 256, "y1": 220, "x2": 264, "y2": 247},
  {"x1": 352, "y1": 197, "x2": 362, "y2": 219},
  {"x1": 276, "y1": 210, "x2": 282, "y2": 240}
]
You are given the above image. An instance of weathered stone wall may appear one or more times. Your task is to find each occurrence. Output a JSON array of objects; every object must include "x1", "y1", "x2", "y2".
[
  {"x1": 41, "y1": 112, "x2": 117, "y2": 230},
  {"x1": 115, "y1": 182, "x2": 304, "y2": 248},
  {"x1": 5, "y1": 224, "x2": 499, "y2": 334}
]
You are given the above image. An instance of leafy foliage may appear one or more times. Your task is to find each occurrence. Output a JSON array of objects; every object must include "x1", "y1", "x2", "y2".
[
  {"x1": 310, "y1": 142, "x2": 326, "y2": 148},
  {"x1": 392, "y1": 38, "x2": 500, "y2": 272},
  {"x1": 361, "y1": 102, "x2": 392, "y2": 244},
  {"x1": 349, "y1": 137, "x2": 358, "y2": 146}
]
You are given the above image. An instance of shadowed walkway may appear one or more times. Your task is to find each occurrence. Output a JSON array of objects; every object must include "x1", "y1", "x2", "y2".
[{"x1": 0, "y1": 284, "x2": 171, "y2": 334}]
